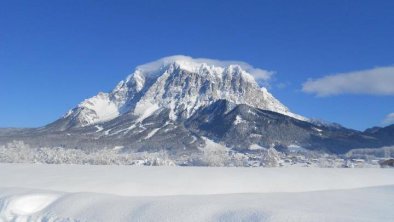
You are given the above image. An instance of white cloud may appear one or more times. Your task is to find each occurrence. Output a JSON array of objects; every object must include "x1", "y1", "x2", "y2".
[
  {"x1": 136, "y1": 55, "x2": 274, "y2": 81},
  {"x1": 276, "y1": 82, "x2": 290, "y2": 89},
  {"x1": 302, "y1": 66, "x2": 394, "y2": 96},
  {"x1": 383, "y1": 113, "x2": 394, "y2": 125}
]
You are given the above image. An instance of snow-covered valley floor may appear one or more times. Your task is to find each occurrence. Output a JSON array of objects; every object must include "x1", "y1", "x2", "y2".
[{"x1": 0, "y1": 164, "x2": 393, "y2": 222}]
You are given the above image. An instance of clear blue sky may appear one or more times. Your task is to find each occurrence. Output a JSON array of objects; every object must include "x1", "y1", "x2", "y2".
[{"x1": 1, "y1": 0, "x2": 393, "y2": 130}]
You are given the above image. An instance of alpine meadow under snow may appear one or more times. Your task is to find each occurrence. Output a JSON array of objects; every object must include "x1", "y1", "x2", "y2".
[{"x1": 1, "y1": 164, "x2": 394, "y2": 222}]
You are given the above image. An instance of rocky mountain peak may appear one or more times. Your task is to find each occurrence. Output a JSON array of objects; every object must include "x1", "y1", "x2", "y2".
[{"x1": 60, "y1": 56, "x2": 306, "y2": 128}]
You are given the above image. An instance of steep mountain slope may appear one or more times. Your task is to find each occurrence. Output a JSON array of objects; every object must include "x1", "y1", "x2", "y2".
[
  {"x1": 364, "y1": 124, "x2": 394, "y2": 145},
  {"x1": 185, "y1": 100, "x2": 386, "y2": 153}
]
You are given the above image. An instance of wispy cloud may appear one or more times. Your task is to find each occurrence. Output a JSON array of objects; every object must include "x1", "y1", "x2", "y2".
[
  {"x1": 383, "y1": 113, "x2": 394, "y2": 125},
  {"x1": 302, "y1": 66, "x2": 394, "y2": 96},
  {"x1": 276, "y1": 82, "x2": 290, "y2": 89}
]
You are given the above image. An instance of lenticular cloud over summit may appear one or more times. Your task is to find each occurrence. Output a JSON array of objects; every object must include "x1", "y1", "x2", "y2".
[{"x1": 137, "y1": 55, "x2": 274, "y2": 81}]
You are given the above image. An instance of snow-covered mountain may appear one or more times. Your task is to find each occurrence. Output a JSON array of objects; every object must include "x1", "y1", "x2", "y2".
[
  {"x1": 1, "y1": 55, "x2": 393, "y2": 165},
  {"x1": 61, "y1": 56, "x2": 306, "y2": 128}
]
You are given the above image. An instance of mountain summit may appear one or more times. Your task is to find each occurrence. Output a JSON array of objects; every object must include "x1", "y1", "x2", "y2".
[{"x1": 59, "y1": 56, "x2": 305, "y2": 129}]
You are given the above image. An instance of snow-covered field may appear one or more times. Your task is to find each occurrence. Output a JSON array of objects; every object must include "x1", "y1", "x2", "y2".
[{"x1": 0, "y1": 164, "x2": 393, "y2": 222}]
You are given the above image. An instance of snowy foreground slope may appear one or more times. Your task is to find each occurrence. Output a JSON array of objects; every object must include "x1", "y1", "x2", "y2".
[{"x1": 1, "y1": 164, "x2": 394, "y2": 222}]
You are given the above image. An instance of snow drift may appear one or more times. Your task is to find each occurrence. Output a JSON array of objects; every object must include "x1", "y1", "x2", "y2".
[{"x1": 0, "y1": 164, "x2": 394, "y2": 221}]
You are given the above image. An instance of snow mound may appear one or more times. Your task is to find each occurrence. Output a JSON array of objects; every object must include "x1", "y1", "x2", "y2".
[
  {"x1": 1, "y1": 186, "x2": 394, "y2": 222},
  {"x1": 0, "y1": 193, "x2": 59, "y2": 221}
]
